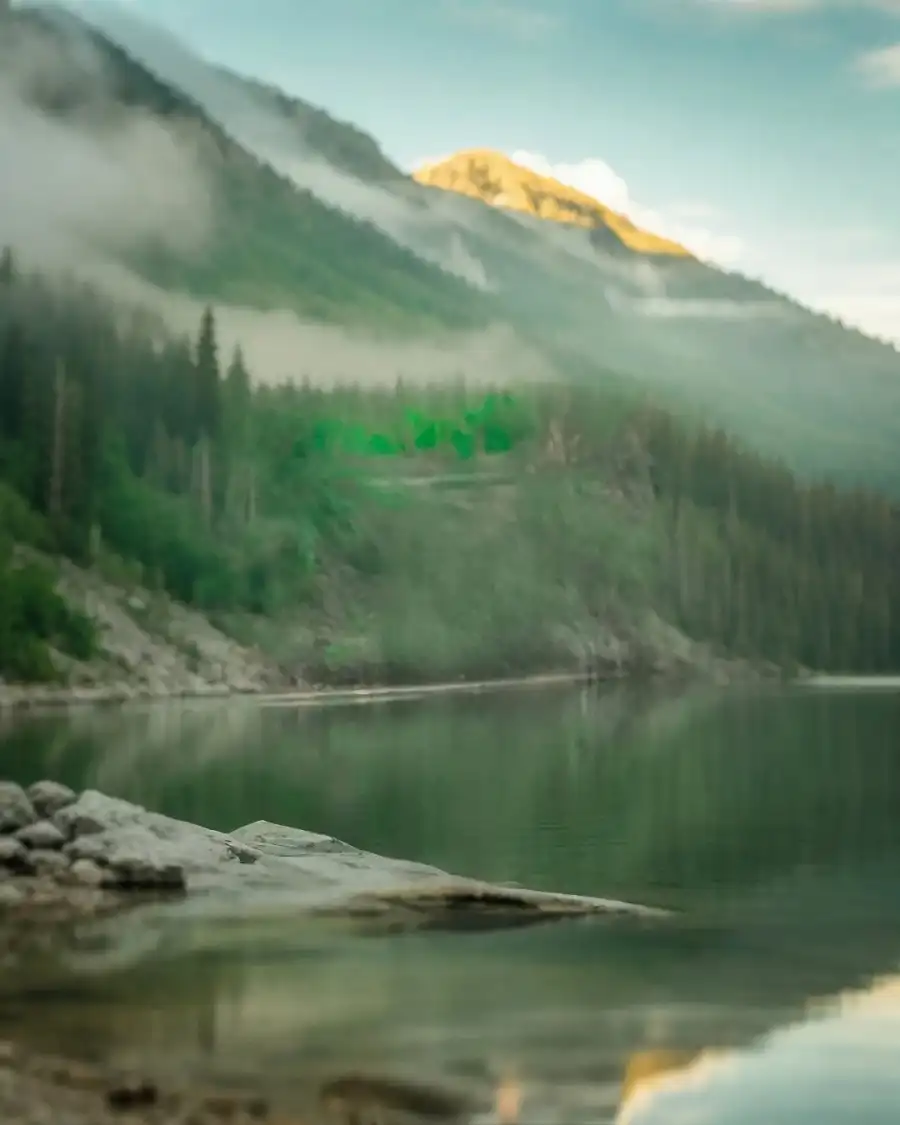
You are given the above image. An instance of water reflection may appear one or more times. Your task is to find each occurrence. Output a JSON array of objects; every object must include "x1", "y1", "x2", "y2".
[
  {"x1": 618, "y1": 974, "x2": 900, "y2": 1125},
  {"x1": 3, "y1": 684, "x2": 900, "y2": 912},
  {"x1": 1, "y1": 685, "x2": 900, "y2": 1121}
]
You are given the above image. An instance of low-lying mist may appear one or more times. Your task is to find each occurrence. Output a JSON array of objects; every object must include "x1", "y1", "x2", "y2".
[
  {"x1": 3, "y1": 5, "x2": 556, "y2": 387},
  {"x1": 53, "y1": 0, "x2": 495, "y2": 291},
  {"x1": 0, "y1": 16, "x2": 212, "y2": 265}
]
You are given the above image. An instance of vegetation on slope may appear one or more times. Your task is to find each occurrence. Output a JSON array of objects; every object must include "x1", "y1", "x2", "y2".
[
  {"x1": 11, "y1": 9, "x2": 489, "y2": 332},
  {"x1": 414, "y1": 149, "x2": 691, "y2": 257},
  {"x1": 1, "y1": 246, "x2": 899, "y2": 686}
]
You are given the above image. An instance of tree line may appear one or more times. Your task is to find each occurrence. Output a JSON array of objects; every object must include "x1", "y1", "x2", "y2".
[{"x1": 1, "y1": 246, "x2": 899, "y2": 681}]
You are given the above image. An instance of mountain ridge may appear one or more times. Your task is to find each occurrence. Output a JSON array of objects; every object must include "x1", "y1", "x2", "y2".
[{"x1": 413, "y1": 148, "x2": 692, "y2": 259}]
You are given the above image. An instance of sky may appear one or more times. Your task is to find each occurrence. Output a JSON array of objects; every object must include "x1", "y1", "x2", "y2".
[{"x1": 61, "y1": 0, "x2": 900, "y2": 342}]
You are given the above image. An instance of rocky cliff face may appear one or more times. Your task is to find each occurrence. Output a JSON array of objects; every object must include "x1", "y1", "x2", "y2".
[{"x1": 413, "y1": 149, "x2": 691, "y2": 258}]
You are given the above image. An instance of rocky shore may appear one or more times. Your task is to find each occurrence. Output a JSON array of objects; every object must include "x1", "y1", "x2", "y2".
[
  {"x1": 0, "y1": 553, "x2": 774, "y2": 711},
  {"x1": 0, "y1": 780, "x2": 189, "y2": 926},
  {"x1": 0, "y1": 781, "x2": 668, "y2": 933},
  {"x1": 0, "y1": 783, "x2": 669, "y2": 1123}
]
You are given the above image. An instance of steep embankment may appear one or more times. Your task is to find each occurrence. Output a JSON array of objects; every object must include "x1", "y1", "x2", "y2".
[
  {"x1": 0, "y1": 548, "x2": 761, "y2": 707},
  {"x1": 0, "y1": 556, "x2": 288, "y2": 707}
]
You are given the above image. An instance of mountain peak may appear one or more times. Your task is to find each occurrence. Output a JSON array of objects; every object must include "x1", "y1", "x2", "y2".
[{"x1": 413, "y1": 148, "x2": 691, "y2": 259}]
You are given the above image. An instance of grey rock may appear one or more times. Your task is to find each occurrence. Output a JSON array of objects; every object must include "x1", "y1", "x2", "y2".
[
  {"x1": 53, "y1": 802, "x2": 105, "y2": 839},
  {"x1": 27, "y1": 780, "x2": 77, "y2": 818},
  {"x1": 0, "y1": 836, "x2": 27, "y2": 868},
  {"x1": 0, "y1": 883, "x2": 25, "y2": 908},
  {"x1": 29, "y1": 849, "x2": 70, "y2": 877},
  {"x1": 107, "y1": 854, "x2": 185, "y2": 890},
  {"x1": 49, "y1": 794, "x2": 665, "y2": 935},
  {"x1": 16, "y1": 819, "x2": 67, "y2": 850},
  {"x1": 63, "y1": 836, "x2": 110, "y2": 865},
  {"x1": 66, "y1": 858, "x2": 106, "y2": 887},
  {"x1": 0, "y1": 783, "x2": 36, "y2": 833}
]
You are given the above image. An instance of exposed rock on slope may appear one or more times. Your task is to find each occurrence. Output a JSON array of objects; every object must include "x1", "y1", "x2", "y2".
[{"x1": 0, "y1": 557, "x2": 287, "y2": 707}]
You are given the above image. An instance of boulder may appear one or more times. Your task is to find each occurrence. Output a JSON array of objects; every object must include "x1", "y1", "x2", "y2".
[
  {"x1": 65, "y1": 859, "x2": 106, "y2": 888},
  {"x1": 0, "y1": 836, "x2": 28, "y2": 869},
  {"x1": 16, "y1": 819, "x2": 67, "y2": 850},
  {"x1": 53, "y1": 801, "x2": 105, "y2": 839},
  {"x1": 27, "y1": 780, "x2": 77, "y2": 818},
  {"x1": 0, "y1": 783, "x2": 36, "y2": 833},
  {"x1": 0, "y1": 883, "x2": 25, "y2": 908},
  {"x1": 63, "y1": 836, "x2": 110, "y2": 865},
  {"x1": 29, "y1": 849, "x2": 70, "y2": 877}
]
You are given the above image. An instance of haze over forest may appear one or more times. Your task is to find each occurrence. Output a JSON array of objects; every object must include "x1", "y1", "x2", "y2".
[{"x1": 1, "y1": 0, "x2": 899, "y2": 691}]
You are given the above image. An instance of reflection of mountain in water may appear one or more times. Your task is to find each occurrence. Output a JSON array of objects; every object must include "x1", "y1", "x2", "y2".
[
  {"x1": 618, "y1": 974, "x2": 900, "y2": 1125},
  {"x1": 2, "y1": 687, "x2": 900, "y2": 1119}
]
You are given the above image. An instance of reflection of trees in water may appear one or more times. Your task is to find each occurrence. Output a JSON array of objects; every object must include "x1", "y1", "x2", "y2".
[
  {"x1": 0, "y1": 953, "x2": 242, "y2": 1071},
  {"x1": 2, "y1": 687, "x2": 899, "y2": 906}
]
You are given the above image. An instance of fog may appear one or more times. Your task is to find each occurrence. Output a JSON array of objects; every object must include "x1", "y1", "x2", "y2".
[
  {"x1": 606, "y1": 290, "x2": 793, "y2": 322},
  {"x1": 3, "y1": 4, "x2": 554, "y2": 387},
  {"x1": 76, "y1": 258, "x2": 554, "y2": 387},
  {"x1": 52, "y1": 0, "x2": 494, "y2": 290},
  {"x1": 0, "y1": 14, "x2": 212, "y2": 265}
]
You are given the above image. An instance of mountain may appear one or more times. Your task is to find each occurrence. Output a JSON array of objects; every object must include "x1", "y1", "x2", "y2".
[
  {"x1": 7, "y1": 1, "x2": 900, "y2": 493},
  {"x1": 414, "y1": 149, "x2": 690, "y2": 258},
  {"x1": 1, "y1": 4, "x2": 490, "y2": 333}
]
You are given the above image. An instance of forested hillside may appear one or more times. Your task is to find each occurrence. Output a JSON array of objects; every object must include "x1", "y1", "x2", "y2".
[
  {"x1": 8, "y1": 3, "x2": 900, "y2": 496},
  {"x1": 5, "y1": 7, "x2": 489, "y2": 332},
  {"x1": 1, "y1": 248, "x2": 899, "y2": 686}
]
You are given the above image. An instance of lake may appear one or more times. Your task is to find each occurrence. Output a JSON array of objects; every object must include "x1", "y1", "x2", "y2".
[{"x1": 0, "y1": 681, "x2": 899, "y2": 1123}]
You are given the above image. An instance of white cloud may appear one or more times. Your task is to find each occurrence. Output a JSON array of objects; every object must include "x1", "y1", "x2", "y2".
[
  {"x1": 857, "y1": 42, "x2": 900, "y2": 86},
  {"x1": 509, "y1": 150, "x2": 745, "y2": 265}
]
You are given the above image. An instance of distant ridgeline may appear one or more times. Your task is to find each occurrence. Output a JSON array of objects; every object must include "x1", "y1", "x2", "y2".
[{"x1": 312, "y1": 393, "x2": 523, "y2": 460}]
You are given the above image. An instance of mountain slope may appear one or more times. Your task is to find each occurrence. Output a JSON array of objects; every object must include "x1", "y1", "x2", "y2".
[
  {"x1": 12, "y1": 1, "x2": 900, "y2": 493},
  {"x1": 3, "y1": 4, "x2": 490, "y2": 332},
  {"x1": 414, "y1": 149, "x2": 691, "y2": 258}
]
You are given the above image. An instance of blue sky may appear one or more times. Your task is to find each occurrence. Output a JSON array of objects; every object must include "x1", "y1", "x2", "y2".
[{"x1": 72, "y1": 0, "x2": 900, "y2": 341}]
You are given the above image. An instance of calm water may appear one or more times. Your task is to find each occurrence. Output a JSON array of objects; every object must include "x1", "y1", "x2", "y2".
[{"x1": 0, "y1": 682, "x2": 899, "y2": 1123}]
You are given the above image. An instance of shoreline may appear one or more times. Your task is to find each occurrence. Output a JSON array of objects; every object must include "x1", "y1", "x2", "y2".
[
  {"x1": 0, "y1": 670, "x2": 597, "y2": 713},
  {"x1": 0, "y1": 662, "x2": 779, "y2": 714}
]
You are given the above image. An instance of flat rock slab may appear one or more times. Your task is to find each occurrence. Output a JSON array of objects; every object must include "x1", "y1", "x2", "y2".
[{"x1": 14, "y1": 793, "x2": 668, "y2": 930}]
